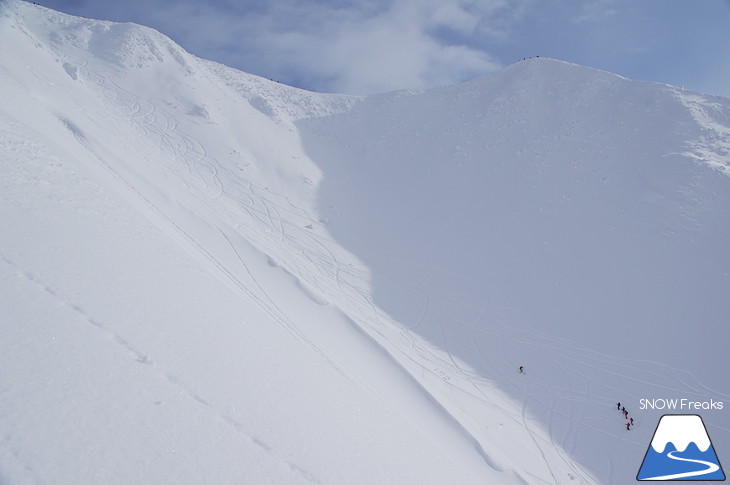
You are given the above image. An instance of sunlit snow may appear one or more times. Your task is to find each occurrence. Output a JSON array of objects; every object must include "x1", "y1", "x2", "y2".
[{"x1": 1, "y1": 1, "x2": 729, "y2": 484}]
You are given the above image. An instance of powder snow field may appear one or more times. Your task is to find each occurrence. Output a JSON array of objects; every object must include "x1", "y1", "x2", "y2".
[{"x1": 1, "y1": 1, "x2": 729, "y2": 484}]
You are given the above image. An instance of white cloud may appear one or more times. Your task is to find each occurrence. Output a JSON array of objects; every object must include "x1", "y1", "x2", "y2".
[
  {"x1": 572, "y1": 0, "x2": 620, "y2": 24},
  {"x1": 254, "y1": 1, "x2": 504, "y2": 94},
  {"x1": 429, "y1": 3, "x2": 482, "y2": 33},
  {"x1": 241, "y1": 0, "x2": 513, "y2": 94},
  {"x1": 44, "y1": 0, "x2": 524, "y2": 93}
]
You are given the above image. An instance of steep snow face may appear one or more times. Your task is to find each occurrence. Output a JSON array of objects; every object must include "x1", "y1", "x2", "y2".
[
  {"x1": 1, "y1": 1, "x2": 729, "y2": 485},
  {"x1": 0, "y1": 2, "x2": 594, "y2": 485},
  {"x1": 673, "y1": 88, "x2": 730, "y2": 175},
  {"x1": 298, "y1": 57, "x2": 730, "y2": 482},
  {"x1": 0, "y1": 0, "x2": 354, "y2": 205},
  {"x1": 300, "y1": 57, "x2": 730, "y2": 370}
]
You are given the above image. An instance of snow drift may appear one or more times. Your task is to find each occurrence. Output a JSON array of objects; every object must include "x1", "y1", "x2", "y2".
[{"x1": 1, "y1": 1, "x2": 729, "y2": 484}]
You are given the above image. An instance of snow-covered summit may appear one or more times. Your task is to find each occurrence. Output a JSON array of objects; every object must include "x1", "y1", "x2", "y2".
[
  {"x1": 1, "y1": 2, "x2": 729, "y2": 485},
  {"x1": 651, "y1": 415, "x2": 712, "y2": 453}
]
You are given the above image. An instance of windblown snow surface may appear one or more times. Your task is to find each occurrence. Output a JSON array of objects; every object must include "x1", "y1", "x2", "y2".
[{"x1": 1, "y1": 1, "x2": 729, "y2": 484}]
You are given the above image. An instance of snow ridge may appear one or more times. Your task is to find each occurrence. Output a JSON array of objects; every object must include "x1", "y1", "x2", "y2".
[
  {"x1": 675, "y1": 89, "x2": 730, "y2": 174},
  {"x1": 1, "y1": 2, "x2": 729, "y2": 485}
]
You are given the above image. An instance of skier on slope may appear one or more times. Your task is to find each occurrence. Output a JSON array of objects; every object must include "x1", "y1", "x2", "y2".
[
  {"x1": 617, "y1": 402, "x2": 621, "y2": 410},
  {"x1": 519, "y1": 366, "x2": 525, "y2": 374}
]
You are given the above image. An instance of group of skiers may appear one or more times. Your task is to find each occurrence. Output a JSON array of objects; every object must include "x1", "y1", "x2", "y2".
[
  {"x1": 517, "y1": 371, "x2": 635, "y2": 431},
  {"x1": 617, "y1": 402, "x2": 634, "y2": 430},
  {"x1": 517, "y1": 370, "x2": 637, "y2": 431}
]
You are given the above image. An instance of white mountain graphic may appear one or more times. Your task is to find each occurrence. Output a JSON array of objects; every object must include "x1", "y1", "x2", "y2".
[{"x1": 651, "y1": 415, "x2": 712, "y2": 453}]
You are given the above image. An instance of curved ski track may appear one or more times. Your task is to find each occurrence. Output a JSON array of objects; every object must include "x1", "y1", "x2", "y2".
[{"x1": 57, "y1": 62, "x2": 729, "y2": 485}]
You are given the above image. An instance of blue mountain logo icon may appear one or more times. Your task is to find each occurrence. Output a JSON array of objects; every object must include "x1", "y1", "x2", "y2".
[{"x1": 637, "y1": 414, "x2": 725, "y2": 481}]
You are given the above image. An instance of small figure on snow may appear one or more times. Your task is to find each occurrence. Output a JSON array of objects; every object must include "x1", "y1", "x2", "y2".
[
  {"x1": 626, "y1": 422, "x2": 631, "y2": 431},
  {"x1": 519, "y1": 366, "x2": 525, "y2": 374},
  {"x1": 617, "y1": 402, "x2": 621, "y2": 410},
  {"x1": 623, "y1": 409, "x2": 629, "y2": 419},
  {"x1": 630, "y1": 417, "x2": 634, "y2": 426}
]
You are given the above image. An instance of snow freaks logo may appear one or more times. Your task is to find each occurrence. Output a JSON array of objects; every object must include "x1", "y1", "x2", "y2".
[
  {"x1": 637, "y1": 414, "x2": 726, "y2": 481},
  {"x1": 640, "y1": 398, "x2": 724, "y2": 411}
]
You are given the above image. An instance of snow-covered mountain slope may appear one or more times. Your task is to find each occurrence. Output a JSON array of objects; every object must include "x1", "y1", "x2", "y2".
[
  {"x1": 298, "y1": 57, "x2": 730, "y2": 481},
  {"x1": 1, "y1": 1, "x2": 728, "y2": 484},
  {"x1": 300, "y1": 55, "x2": 730, "y2": 374}
]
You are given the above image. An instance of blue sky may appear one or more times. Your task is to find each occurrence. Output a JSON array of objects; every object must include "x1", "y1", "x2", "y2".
[{"x1": 36, "y1": 0, "x2": 730, "y2": 97}]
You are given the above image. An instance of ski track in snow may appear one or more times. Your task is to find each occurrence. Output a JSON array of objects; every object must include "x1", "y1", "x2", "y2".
[
  {"x1": 3, "y1": 6, "x2": 730, "y2": 483},
  {"x1": 351, "y1": 250, "x2": 729, "y2": 483},
  {"x1": 0, "y1": 251, "x2": 324, "y2": 485},
  {"x1": 11, "y1": 65, "x2": 724, "y2": 482},
  {"x1": 61, "y1": 63, "x2": 586, "y2": 483},
  {"x1": 40, "y1": 60, "x2": 511, "y2": 481}
]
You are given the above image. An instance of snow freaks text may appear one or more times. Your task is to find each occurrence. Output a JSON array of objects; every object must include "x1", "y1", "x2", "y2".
[{"x1": 640, "y1": 399, "x2": 724, "y2": 411}]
